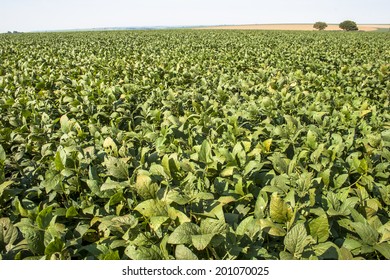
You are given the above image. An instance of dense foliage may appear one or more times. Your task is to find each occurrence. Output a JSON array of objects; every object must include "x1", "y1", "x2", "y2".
[
  {"x1": 0, "y1": 30, "x2": 389, "y2": 260},
  {"x1": 339, "y1": 20, "x2": 359, "y2": 31},
  {"x1": 313, "y1": 22, "x2": 328, "y2": 31}
]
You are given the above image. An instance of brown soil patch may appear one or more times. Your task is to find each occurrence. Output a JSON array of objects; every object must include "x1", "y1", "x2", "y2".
[{"x1": 196, "y1": 24, "x2": 390, "y2": 31}]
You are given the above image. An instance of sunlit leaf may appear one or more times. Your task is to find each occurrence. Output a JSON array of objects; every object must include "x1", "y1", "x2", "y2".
[{"x1": 167, "y1": 222, "x2": 200, "y2": 245}]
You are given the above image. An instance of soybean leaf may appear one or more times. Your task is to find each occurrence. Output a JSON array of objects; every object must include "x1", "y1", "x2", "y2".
[
  {"x1": 0, "y1": 144, "x2": 5, "y2": 162},
  {"x1": 103, "y1": 137, "x2": 118, "y2": 156},
  {"x1": 351, "y1": 222, "x2": 378, "y2": 246},
  {"x1": 284, "y1": 223, "x2": 312, "y2": 256},
  {"x1": 200, "y1": 218, "x2": 227, "y2": 235},
  {"x1": 334, "y1": 174, "x2": 349, "y2": 189},
  {"x1": 105, "y1": 157, "x2": 129, "y2": 179},
  {"x1": 270, "y1": 192, "x2": 291, "y2": 223},
  {"x1": 0, "y1": 218, "x2": 19, "y2": 251},
  {"x1": 259, "y1": 219, "x2": 286, "y2": 237},
  {"x1": 0, "y1": 181, "x2": 13, "y2": 198},
  {"x1": 374, "y1": 243, "x2": 390, "y2": 259},
  {"x1": 149, "y1": 216, "x2": 169, "y2": 232},
  {"x1": 192, "y1": 234, "x2": 214, "y2": 250},
  {"x1": 167, "y1": 222, "x2": 200, "y2": 245},
  {"x1": 124, "y1": 245, "x2": 162, "y2": 260},
  {"x1": 44, "y1": 237, "x2": 64, "y2": 258},
  {"x1": 36, "y1": 206, "x2": 54, "y2": 230},
  {"x1": 175, "y1": 244, "x2": 198, "y2": 260},
  {"x1": 134, "y1": 199, "x2": 168, "y2": 217},
  {"x1": 309, "y1": 215, "x2": 330, "y2": 243},
  {"x1": 199, "y1": 140, "x2": 213, "y2": 164},
  {"x1": 312, "y1": 242, "x2": 339, "y2": 260}
]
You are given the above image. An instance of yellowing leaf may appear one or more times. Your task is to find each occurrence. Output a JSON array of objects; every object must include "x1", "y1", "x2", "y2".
[
  {"x1": 360, "y1": 109, "x2": 371, "y2": 118},
  {"x1": 217, "y1": 196, "x2": 236, "y2": 205},
  {"x1": 149, "y1": 216, "x2": 169, "y2": 232},
  {"x1": 0, "y1": 181, "x2": 13, "y2": 197},
  {"x1": 270, "y1": 192, "x2": 291, "y2": 223},
  {"x1": 0, "y1": 218, "x2": 18, "y2": 250},
  {"x1": 263, "y1": 138, "x2": 272, "y2": 152},
  {"x1": 259, "y1": 219, "x2": 287, "y2": 237},
  {"x1": 135, "y1": 173, "x2": 157, "y2": 199},
  {"x1": 134, "y1": 199, "x2": 168, "y2": 217},
  {"x1": 105, "y1": 156, "x2": 129, "y2": 179},
  {"x1": 60, "y1": 115, "x2": 71, "y2": 133},
  {"x1": 220, "y1": 166, "x2": 235, "y2": 177},
  {"x1": 103, "y1": 137, "x2": 118, "y2": 156},
  {"x1": 168, "y1": 207, "x2": 191, "y2": 224},
  {"x1": 0, "y1": 144, "x2": 6, "y2": 162},
  {"x1": 309, "y1": 215, "x2": 330, "y2": 243}
]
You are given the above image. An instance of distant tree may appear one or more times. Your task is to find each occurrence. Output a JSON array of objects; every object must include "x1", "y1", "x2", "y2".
[
  {"x1": 313, "y1": 22, "x2": 328, "y2": 30},
  {"x1": 339, "y1": 20, "x2": 359, "y2": 31},
  {"x1": 7, "y1": 31, "x2": 12, "y2": 34}
]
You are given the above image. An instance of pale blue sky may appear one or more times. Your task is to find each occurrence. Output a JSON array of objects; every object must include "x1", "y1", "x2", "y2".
[{"x1": 1, "y1": 0, "x2": 389, "y2": 32}]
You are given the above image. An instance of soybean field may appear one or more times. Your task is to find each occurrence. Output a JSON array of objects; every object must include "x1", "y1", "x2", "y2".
[{"x1": 0, "y1": 30, "x2": 389, "y2": 260}]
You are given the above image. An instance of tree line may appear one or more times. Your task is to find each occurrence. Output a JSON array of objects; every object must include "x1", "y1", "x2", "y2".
[{"x1": 313, "y1": 20, "x2": 359, "y2": 31}]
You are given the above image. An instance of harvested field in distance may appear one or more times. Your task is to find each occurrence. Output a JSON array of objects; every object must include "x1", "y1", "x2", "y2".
[{"x1": 196, "y1": 24, "x2": 390, "y2": 31}]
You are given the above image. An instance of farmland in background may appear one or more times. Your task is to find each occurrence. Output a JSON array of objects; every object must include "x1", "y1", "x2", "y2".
[
  {"x1": 0, "y1": 30, "x2": 389, "y2": 260},
  {"x1": 196, "y1": 24, "x2": 390, "y2": 31}
]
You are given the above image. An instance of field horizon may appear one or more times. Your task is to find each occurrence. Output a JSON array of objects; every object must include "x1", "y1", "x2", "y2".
[
  {"x1": 196, "y1": 23, "x2": 390, "y2": 31},
  {"x1": 5, "y1": 23, "x2": 390, "y2": 33}
]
